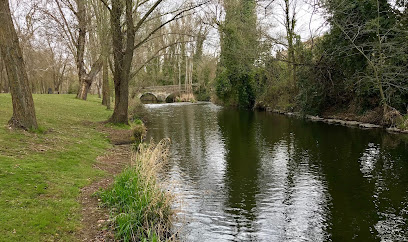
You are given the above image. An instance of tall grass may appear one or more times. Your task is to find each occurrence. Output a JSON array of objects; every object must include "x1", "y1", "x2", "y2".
[{"x1": 99, "y1": 139, "x2": 173, "y2": 241}]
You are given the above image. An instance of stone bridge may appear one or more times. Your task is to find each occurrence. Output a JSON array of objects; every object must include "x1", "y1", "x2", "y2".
[{"x1": 137, "y1": 84, "x2": 198, "y2": 103}]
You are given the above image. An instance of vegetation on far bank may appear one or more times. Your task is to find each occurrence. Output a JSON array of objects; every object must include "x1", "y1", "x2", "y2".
[
  {"x1": 98, "y1": 139, "x2": 173, "y2": 242},
  {"x1": 212, "y1": 0, "x2": 408, "y2": 130}
]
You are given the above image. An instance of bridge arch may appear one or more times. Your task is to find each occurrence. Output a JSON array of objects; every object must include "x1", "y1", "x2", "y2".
[
  {"x1": 140, "y1": 92, "x2": 158, "y2": 104},
  {"x1": 165, "y1": 92, "x2": 180, "y2": 103}
]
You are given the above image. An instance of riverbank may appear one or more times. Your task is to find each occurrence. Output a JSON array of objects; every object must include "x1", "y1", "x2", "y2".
[
  {"x1": 260, "y1": 106, "x2": 408, "y2": 134},
  {"x1": 98, "y1": 139, "x2": 174, "y2": 241},
  {"x1": 77, "y1": 124, "x2": 134, "y2": 241},
  {"x1": 0, "y1": 94, "x2": 113, "y2": 241},
  {"x1": 0, "y1": 94, "x2": 171, "y2": 241}
]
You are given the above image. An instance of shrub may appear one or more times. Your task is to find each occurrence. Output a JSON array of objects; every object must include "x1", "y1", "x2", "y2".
[
  {"x1": 129, "y1": 97, "x2": 149, "y2": 124},
  {"x1": 131, "y1": 122, "x2": 147, "y2": 145},
  {"x1": 68, "y1": 82, "x2": 79, "y2": 94}
]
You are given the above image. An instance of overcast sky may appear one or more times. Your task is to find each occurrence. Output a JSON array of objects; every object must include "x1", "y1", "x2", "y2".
[
  {"x1": 10, "y1": 0, "x2": 329, "y2": 57},
  {"x1": 202, "y1": 0, "x2": 329, "y2": 55}
]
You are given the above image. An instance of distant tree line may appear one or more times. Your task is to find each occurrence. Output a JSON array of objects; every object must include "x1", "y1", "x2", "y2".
[
  {"x1": 1, "y1": 0, "x2": 407, "y2": 129},
  {"x1": 0, "y1": 0, "x2": 209, "y2": 128}
]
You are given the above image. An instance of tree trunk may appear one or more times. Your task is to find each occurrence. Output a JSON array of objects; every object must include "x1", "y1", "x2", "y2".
[
  {"x1": 96, "y1": 0, "x2": 110, "y2": 108},
  {"x1": 0, "y1": 57, "x2": 3, "y2": 92},
  {"x1": 0, "y1": 0, "x2": 38, "y2": 129},
  {"x1": 178, "y1": 54, "x2": 181, "y2": 93},
  {"x1": 97, "y1": 79, "x2": 101, "y2": 98},
  {"x1": 75, "y1": 0, "x2": 96, "y2": 101},
  {"x1": 77, "y1": 79, "x2": 92, "y2": 100},
  {"x1": 75, "y1": 2, "x2": 87, "y2": 100},
  {"x1": 54, "y1": 62, "x2": 66, "y2": 94},
  {"x1": 102, "y1": 56, "x2": 110, "y2": 108},
  {"x1": 110, "y1": 75, "x2": 129, "y2": 123},
  {"x1": 96, "y1": 75, "x2": 101, "y2": 98},
  {"x1": 108, "y1": 0, "x2": 134, "y2": 124}
]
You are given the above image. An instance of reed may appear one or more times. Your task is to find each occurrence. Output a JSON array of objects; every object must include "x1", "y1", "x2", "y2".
[{"x1": 99, "y1": 139, "x2": 174, "y2": 241}]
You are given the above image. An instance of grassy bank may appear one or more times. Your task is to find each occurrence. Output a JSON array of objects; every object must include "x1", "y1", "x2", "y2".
[
  {"x1": 98, "y1": 139, "x2": 173, "y2": 241},
  {"x1": 0, "y1": 94, "x2": 112, "y2": 241}
]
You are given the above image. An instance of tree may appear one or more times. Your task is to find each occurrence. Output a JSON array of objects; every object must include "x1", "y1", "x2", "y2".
[
  {"x1": 320, "y1": 0, "x2": 408, "y2": 117},
  {"x1": 0, "y1": 56, "x2": 8, "y2": 93},
  {"x1": 130, "y1": 14, "x2": 210, "y2": 94},
  {"x1": 283, "y1": 0, "x2": 297, "y2": 89},
  {"x1": 72, "y1": 0, "x2": 103, "y2": 100},
  {"x1": 105, "y1": 0, "x2": 206, "y2": 124},
  {"x1": 91, "y1": 0, "x2": 111, "y2": 108},
  {"x1": 40, "y1": 0, "x2": 103, "y2": 100},
  {"x1": 216, "y1": 0, "x2": 258, "y2": 108},
  {"x1": 0, "y1": 0, "x2": 38, "y2": 129}
]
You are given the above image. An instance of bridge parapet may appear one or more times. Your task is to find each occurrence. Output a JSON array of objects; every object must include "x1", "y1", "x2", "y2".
[
  {"x1": 137, "y1": 84, "x2": 199, "y2": 104},
  {"x1": 139, "y1": 84, "x2": 198, "y2": 93}
]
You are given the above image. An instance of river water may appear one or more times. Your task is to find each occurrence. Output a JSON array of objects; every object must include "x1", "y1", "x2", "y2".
[{"x1": 144, "y1": 102, "x2": 408, "y2": 241}]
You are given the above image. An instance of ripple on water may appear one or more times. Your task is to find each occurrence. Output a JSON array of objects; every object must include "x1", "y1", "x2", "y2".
[{"x1": 145, "y1": 102, "x2": 408, "y2": 241}]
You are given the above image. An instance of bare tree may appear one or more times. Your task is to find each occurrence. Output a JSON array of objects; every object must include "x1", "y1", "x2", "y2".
[
  {"x1": 0, "y1": 0, "x2": 38, "y2": 129},
  {"x1": 40, "y1": 0, "x2": 103, "y2": 99},
  {"x1": 90, "y1": 0, "x2": 110, "y2": 107},
  {"x1": 72, "y1": 0, "x2": 103, "y2": 99},
  {"x1": 104, "y1": 0, "x2": 208, "y2": 124},
  {"x1": 321, "y1": 0, "x2": 408, "y2": 120}
]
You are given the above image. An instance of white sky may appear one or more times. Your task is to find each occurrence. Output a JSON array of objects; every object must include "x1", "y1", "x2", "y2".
[
  {"x1": 10, "y1": 0, "x2": 329, "y2": 57},
  {"x1": 202, "y1": 0, "x2": 329, "y2": 55}
]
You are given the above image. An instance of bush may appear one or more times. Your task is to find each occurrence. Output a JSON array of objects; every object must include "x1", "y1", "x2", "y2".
[
  {"x1": 402, "y1": 115, "x2": 408, "y2": 130},
  {"x1": 194, "y1": 86, "x2": 211, "y2": 101},
  {"x1": 129, "y1": 97, "x2": 149, "y2": 124},
  {"x1": 68, "y1": 81, "x2": 79, "y2": 94},
  {"x1": 131, "y1": 122, "x2": 147, "y2": 145}
]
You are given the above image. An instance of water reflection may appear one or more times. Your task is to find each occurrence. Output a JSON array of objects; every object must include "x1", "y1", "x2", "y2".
[
  {"x1": 253, "y1": 113, "x2": 330, "y2": 241},
  {"x1": 218, "y1": 109, "x2": 260, "y2": 241},
  {"x1": 145, "y1": 102, "x2": 408, "y2": 241},
  {"x1": 360, "y1": 143, "x2": 380, "y2": 178}
]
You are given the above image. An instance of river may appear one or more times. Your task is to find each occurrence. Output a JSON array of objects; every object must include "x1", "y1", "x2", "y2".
[{"x1": 144, "y1": 102, "x2": 408, "y2": 241}]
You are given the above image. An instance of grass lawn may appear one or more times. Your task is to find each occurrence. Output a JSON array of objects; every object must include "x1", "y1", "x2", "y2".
[{"x1": 0, "y1": 94, "x2": 113, "y2": 241}]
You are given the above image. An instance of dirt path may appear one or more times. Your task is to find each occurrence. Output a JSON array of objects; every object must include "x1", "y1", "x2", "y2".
[{"x1": 77, "y1": 124, "x2": 134, "y2": 241}]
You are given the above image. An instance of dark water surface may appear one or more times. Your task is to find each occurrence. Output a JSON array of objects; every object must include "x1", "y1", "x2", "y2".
[{"x1": 145, "y1": 102, "x2": 408, "y2": 241}]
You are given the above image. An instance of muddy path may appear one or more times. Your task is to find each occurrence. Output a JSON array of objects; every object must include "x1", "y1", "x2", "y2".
[{"x1": 77, "y1": 124, "x2": 134, "y2": 241}]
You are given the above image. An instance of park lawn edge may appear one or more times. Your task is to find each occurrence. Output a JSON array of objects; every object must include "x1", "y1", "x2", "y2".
[{"x1": 0, "y1": 94, "x2": 114, "y2": 241}]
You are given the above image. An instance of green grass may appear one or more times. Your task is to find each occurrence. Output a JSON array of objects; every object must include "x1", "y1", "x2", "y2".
[
  {"x1": 98, "y1": 140, "x2": 172, "y2": 242},
  {"x1": 0, "y1": 94, "x2": 113, "y2": 241},
  {"x1": 105, "y1": 122, "x2": 132, "y2": 130},
  {"x1": 104, "y1": 118, "x2": 143, "y2": 130}
]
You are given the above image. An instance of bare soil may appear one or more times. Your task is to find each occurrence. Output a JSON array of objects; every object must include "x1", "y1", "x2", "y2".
[{"x1": 77, "y1": 123, "x2": 134, "y2": 241}]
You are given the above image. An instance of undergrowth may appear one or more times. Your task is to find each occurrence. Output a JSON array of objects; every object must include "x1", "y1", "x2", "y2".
[
  {"x1": 401, "y1": 114, "x2": 408, "y2": 130},
  {"x1": 98, "y1": 139, "x2": 173, "y2": 241}
]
